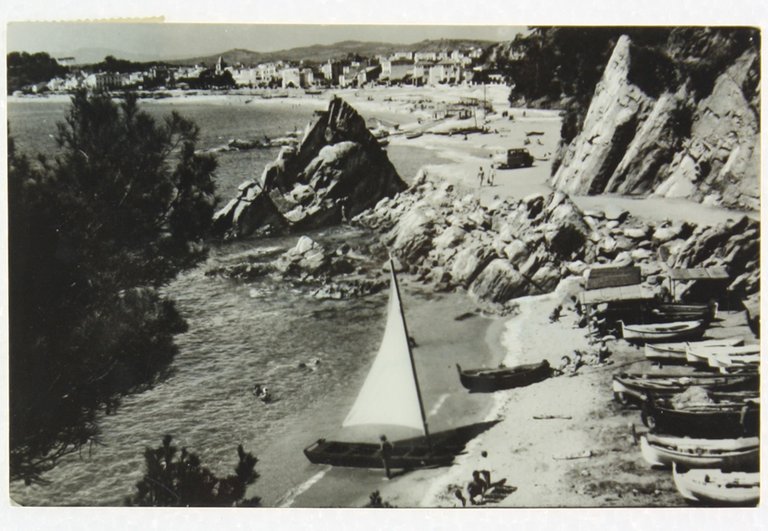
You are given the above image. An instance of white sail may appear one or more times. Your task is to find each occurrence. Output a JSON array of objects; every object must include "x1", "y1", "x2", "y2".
[{"x1": 342, "y1": 269, "x2": 426, "y2": 434}]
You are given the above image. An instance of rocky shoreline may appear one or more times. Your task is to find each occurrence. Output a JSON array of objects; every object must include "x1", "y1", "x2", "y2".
[{"x1": 355, "y1": 174, "x2": 759, "y2": 311}]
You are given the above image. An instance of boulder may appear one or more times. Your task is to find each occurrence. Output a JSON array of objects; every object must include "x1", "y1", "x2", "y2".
[
  {"x1": 390, "y1": 209, "x2": 435, "y2": 263},
  {"x1": 450, "y1": 241, "x2": 496, "y2": 287},
  {"x1": 212, "y1": 97, "x2": 406, "y2": 238},
  {"x1": 623, "y1": 226, "x2": 649, "y2": 239},
  {"x1": 603, "y1": 205, "x2": 629, "y2": 222},
  {"x1": 469, "y1": 259, "x2": 528, "y2": 304}
]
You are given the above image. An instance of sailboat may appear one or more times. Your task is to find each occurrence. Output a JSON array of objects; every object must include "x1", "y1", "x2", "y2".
[{"x1": 303, "y1": 260, "x2": 462, "y2": 469}]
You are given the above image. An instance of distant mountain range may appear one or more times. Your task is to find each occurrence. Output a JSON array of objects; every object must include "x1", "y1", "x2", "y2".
[{"x1": 167, "y1": 39, "x2": 496, "y2": 66}]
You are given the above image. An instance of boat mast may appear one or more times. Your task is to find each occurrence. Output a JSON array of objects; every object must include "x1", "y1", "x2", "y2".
[{"x1": 389, "y1": 258, "x2": 432, "y2": 450}]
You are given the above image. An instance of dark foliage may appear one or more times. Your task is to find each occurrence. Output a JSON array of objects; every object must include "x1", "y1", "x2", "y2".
[
  {"x1": 626, "y1": 43, "x2": 679, "y2": 98},
  {"x1": 502, "y1": 27, "x2": 676, "y2": 109},
  {"x1": 364, "y1": 490, "x2": 395, "y2": 508},
  {"x1": 8, "y1": 91, "x2": 217, "y2": 484},
  {"x1": 127, "y1": 436, "x2": 261, "y2": 507},
  {"x1": 7, "y1": 51, "x2": 68, "y2": 93},
  {"x1": 179, "y1": 69, "x2": 237, "y2": 89}
]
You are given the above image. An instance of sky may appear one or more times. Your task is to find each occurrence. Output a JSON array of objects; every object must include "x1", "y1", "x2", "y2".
[{"x1": 6, "y1": 23, "x2": 527, "y2": 62}]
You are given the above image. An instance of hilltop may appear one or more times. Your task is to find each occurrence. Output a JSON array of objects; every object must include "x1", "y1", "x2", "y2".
[{"x1": 171, "y1": 38, "x2": 495, "y2": 66}]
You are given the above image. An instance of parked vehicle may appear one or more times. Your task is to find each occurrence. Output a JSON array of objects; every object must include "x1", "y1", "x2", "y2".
[{"x1": 498, "y1": 148, "x2": 534, "y2": 169}]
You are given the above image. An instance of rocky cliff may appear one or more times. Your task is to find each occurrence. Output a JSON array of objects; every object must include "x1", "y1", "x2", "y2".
[
  {"x1": 551, "y1": 31, "x2": 759, "y2": 210},
  {"x1": 357, "y1": 175, "x2": 759, "y2": 310},
  {"x1": 213, "y1": 97, "x2": 406, "y2": 238}
]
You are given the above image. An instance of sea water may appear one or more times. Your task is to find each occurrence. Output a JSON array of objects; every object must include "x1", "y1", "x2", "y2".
[{"x1": 6, "y1": 97, "x2": 465, "y2": 507}]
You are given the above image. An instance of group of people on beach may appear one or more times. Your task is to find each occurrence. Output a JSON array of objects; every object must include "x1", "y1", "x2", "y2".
[
  {"x1": 477, "y1": 165, "x2": 495, "y2": 187},
  {"x1": 454, "y1": 468, "x2": 494, "y2": 506}
]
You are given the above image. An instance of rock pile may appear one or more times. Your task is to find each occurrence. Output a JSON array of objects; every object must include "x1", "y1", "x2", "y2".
[
  {"x1": 357, "y1": 177, "x2": 759, "y2": 309},
  {"x1": 205, "y1": 235, "x2": 387, "y2": 300},
  {"x1": 212, "y1": 97, "x2": 406, "y2": 238}
]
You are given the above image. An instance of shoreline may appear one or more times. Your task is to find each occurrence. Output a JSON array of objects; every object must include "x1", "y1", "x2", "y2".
[{"x1": 285, "y1": 282, "x2": 507, "y2": 508}]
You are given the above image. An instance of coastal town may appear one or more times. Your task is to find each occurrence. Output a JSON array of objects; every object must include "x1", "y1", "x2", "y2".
[{"x1": 10, "y1": 44, "x2": 501, "y2": 95}]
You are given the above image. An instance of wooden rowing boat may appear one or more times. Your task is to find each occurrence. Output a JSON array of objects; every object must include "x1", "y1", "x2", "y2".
[
  {"x1": 618, "y1": 320, "x2": 707, "y2": 343},
  {"x1": 672, "y1": 464, "x2": 759, "y2": 506},
  {"x1": 644, "y1": 337, "x2": 743, "y2": 362},
  {"x1": 641, "y1": 398, "x2": 759, "y2": 438},
  {"x1": 456, "y1": 361, "x2": 551, "y2": 393},
  {"x1": 685, "y1": 344, "x2": 760, "y2": 365},
  {"x1": 640, "y1": 433, "x2": 759, "y2": 469},
  {"x1": 611, "y1": 372, "x2": 758, "y2": 405}
]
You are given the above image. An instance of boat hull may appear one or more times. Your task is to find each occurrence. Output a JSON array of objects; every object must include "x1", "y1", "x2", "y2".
[
  {"x1": 611, "y1": 372, "x2": 758, "y2": 405},
  {"x1": 457, "y1": 360, "x2": 551, "y2": 393},
  {"x1": 619, "y1": 320, "x2": 706, "y2": 343},
  {"x1": 672, "y1": 465, "x2": 759, "y2": 506},
  {"x1": 640, "y1": 435, "x2": 759, "y2": 469},
  {"x1": 644, "y1": 337, "x2": 743, "y2": 362},
  {"x1": 303, "y1": 439, "x2": 459, "y2": 469},
  {"x1": 641, "y1": 400, "x2": 760, "y2": 438}
]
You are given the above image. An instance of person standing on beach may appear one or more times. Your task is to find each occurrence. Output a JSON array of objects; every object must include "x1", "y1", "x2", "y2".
[
  {"x1": 488, "y1": 166, "x2": 495, "y2": 186},
  {"x1": 478, "y1": 166, "x2": 485, "y2": 187},
  {"x1": 379, "y1": 435, "x2": 393, "y2": 479}
]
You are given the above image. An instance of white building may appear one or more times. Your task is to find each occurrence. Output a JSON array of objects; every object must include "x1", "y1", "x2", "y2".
[
  {"x1": 414, "y1": 52, "x2": 437, "y2": 63},
  {"x1": 229, "y1": 67, "x2": 259, "y2": 86},
  {"x1": 281, "y1": 67, "x2": 301, "y2": 88}
]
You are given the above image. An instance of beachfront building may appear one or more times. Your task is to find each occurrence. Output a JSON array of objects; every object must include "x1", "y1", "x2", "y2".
[
  {"x1": 84, "y1": 72, "x2": 125, "y2": 90},
  {"x1": 257, "y1": 63, "x2": 281, "y2": 84},
  {"x1": 414, "y1": 51, "x2": 438, "y2": 63},
  {"x1": 357, "y1": 65, "x2": 381, "y2": 86},
  {"x1": 380, "y1": 59, "x2": 413, "y2": 83},
  {"x1": 339, "y1": 69, "x2": 358, "y2": 88},
  {"x1": 428, "y1": 62, "x2": 463, "y2": 85},
  {"x1": 391, "y1": 51, "x2": 413, "y2": 61},
  {"x1": 177, "y1": 65, "x2": 206, "y2": 79},
  {"x1": 321, "y1": 60, "x2": 343, "y2": 85},
  {"x1": 412, "y1": 64, "x2": 427, "y2": 85},
  {"x1": 229, "y1": 66, "x2": 260, "y2": 87},
  {"x1": 281, "y1": 67, "x2": 301, "y2": 88},
  {"x1": 300, "y1": 68, "x2": 315, "y2": 88}
]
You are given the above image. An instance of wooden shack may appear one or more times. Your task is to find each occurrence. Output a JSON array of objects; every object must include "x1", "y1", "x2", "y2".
[
  {"x1": 668, "y1": 266, "x2": 729, "y2": 302},
  {"x1": 585, "y1": 264, "x2": 641, "y2": 290}
]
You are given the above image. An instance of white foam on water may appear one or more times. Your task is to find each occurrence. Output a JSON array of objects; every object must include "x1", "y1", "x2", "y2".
[
  {"x1": 277, "y1": 467, "x2": 330, "y2": 507},
  {"x1": 428, "y1": 393, "x2": 450, "y2": 417}
]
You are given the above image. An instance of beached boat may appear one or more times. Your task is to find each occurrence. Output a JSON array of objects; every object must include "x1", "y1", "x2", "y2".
[
  {"x1": 405, "y1": 131, "x2": 423, "y2": 139},
  {"x1": 456, "y1": 360, "x2": 551, "y2": 393},
  {"x1": 644, "y1": 337, "x2": 743, "y2": 362},
  {"x1": 649, "y1": 302, "x2": 718, "y2": 323},
  {"x1": 611, "y1": 372, "x2": 758, "y2": 405},
  {"x1": 672, "y1": 464, "x2": 759, "y2": 506},
  {"x1": 685, "y1": 344, "x2": 760, "y2": 366},
  {"x1": 618, "y1": 319, "x2": 706, "y2": 343},
  {"x1": 304, "y1": 260, "x2": 461, "y2": 469},
  {"x1": 641, "y1": 398, "x2": 759, "y2": 438},
  {"x1": 709, "y1": 356, "x2": 760, "y2": 373},
  {"x1": 640, "y1": 433, "x2": 759, "y2": 469}
]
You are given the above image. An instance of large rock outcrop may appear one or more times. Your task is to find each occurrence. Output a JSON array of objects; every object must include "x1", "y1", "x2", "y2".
[
  {"x1": 213, "y1": 97, "x2": 406, "y2": 237},
  {"x1": 357, "y1": 176, "x2": 759, "y2": 309},
  {"x1": 551, "y1": 33, "x2": 759, "y2": 210}
]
